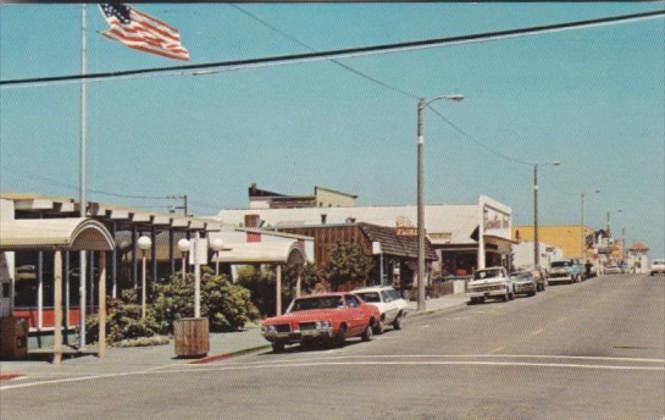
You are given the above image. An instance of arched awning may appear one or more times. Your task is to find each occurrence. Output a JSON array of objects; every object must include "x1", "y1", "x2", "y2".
[
  {"x1": 0, "y1": 217, "x2": 115, "y2": 251},
  {"x1": 212, "y1": 241, "x2": 307, "y2": 265}
]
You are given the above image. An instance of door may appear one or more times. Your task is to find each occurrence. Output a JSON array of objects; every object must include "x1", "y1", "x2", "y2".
[{"x1": 344, "y1": 295, "x2": 365, "y2": 335}]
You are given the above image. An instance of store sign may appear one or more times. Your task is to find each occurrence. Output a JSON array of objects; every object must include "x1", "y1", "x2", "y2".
[
  {"x1": 188, "y1": 236, "x2": 209, "y2": 265},
  {"x1": 395, "y1": 216, "x2": 417, "y2": 237}
]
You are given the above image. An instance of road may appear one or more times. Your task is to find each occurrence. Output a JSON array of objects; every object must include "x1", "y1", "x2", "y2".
[{"x1": 2, "y1": 274, "x2": 664, "y2": 419}]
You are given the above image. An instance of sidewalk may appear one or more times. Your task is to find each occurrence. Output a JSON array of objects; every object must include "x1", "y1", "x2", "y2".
[{"x1": 0, "y1": 293, "x2": 469, "y2": 382}]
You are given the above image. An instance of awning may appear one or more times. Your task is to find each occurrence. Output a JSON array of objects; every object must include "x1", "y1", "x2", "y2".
[
  {"x1": 212, "y1": 241, "x2": 306, "y2": 264},
  {"x1": 0, "y1": 218, "x2": 115, "y2": 251}
]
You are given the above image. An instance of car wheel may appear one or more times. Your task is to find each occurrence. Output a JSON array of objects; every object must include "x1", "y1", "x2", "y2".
[
  {"x1": 334, "y1": 326, "x2": 347, "y2": 348},
  {"x1": 361, "y1": 323, "x2": 373, "y2": 342},
  {"x1": 373, "y1": 319, "x2": 385, "y2": 335},
  {"x1": 529, "y1": 290, "x2": 536, "y2": 297},
  {"x1": 272, "y1": 342, "x2": 284, "y2": 353},
  {"x1": 393, "y1": 314, "x2": 403, "y2": 330}
]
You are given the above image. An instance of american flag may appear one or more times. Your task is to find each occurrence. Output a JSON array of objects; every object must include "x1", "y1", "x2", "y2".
[{"x1": 99, "y1": 3, "x2": 189, "y2": 61}]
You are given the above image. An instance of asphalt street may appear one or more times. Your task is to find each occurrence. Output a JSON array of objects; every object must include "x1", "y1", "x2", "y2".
[{"x1": 1, "y1": 274, "x2": 663, "y2": 420}]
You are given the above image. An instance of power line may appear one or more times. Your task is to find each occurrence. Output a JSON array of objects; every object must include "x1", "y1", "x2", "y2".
[
  {"x1": 0, "y1": 166, "x2": 223, "y2": 212},
  {"x1": 427, "y1": 104, "x2": 535, "y2": 166},
  {"x1": 1, "y1": 9, "x2": 662, "y2": 87},
  {"x1": 229, "y1": 4, "x2": 420, "y2": 100}
]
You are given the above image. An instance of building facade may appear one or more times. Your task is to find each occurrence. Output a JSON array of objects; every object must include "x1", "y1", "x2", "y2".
[
  {"x1": 218, "y1": 195, "x2": 513, "y2": 277},
  {"x1": 248, "y1": 183, "x2": 357, "y2": 209}
]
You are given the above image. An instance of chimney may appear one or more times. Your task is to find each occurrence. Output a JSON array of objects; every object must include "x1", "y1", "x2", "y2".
[{"x1": 245, "y1": 214, "x2": 260, "y2": 228}]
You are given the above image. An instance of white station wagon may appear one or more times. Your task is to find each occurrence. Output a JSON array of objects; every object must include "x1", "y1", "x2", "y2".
[{"x1": 353, "y1": 286, "x2": 408, "y2": 333}]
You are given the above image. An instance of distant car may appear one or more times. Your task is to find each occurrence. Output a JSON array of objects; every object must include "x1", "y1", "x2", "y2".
[
  {"x1": 510, "y1": 271, "x2": 537, "y2": 297},
  {"x1": 261, "y1": 293, "x2": 381, "y2": 353},
  {"x1": 467, "y1": 266, "x2": 514, "y2": 304},
  {"x1": 517, "y1": 265, "x2": 547, "y2": 291},
  {"x1": 649, "y1": 259, "x2": 665, "y2": 276},
  {"x1": 548, "y1": 259, "x2": 582, "y2": 284},
  {"x1": 605, "y1": 264, "x2": 622, "y2": 275},
  {"x1": 353, "y1": 286, "x2": 408, "y2": 333}
]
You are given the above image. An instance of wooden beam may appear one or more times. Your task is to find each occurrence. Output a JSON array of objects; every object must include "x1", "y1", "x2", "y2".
[
  {"x1": 276, "y1": 264, "x2": 282, "y2": 316},
  {"x1": 53, "y1": 250, "x2": 63, "y2": 366},
  {"x1": 98, "y1": 252, "x2": 107, "y2": 358}
]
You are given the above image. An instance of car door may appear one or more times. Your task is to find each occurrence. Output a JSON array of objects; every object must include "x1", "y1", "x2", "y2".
[
  {"x1": 381, "y1": 290, "x2": 397, "y2": 324},
  {"x1": 344, "y1": 295, "x2": 365, "y2": 336}
]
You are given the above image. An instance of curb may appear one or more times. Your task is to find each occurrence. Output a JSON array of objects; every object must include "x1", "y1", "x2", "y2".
[
  {"x1": 0, "y1": 373, "x2": 25, "y2": 382},
  {"x1": 187, "y1": 344, "x2": 272, "y2": 365},
  {"x1": 405, "y1": 301, "x2": 469, "y2": 322}
]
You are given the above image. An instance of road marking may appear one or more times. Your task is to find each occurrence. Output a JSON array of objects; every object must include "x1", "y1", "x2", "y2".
[
  {"x1": 489, "y1": 346, "x2": 505, "y2": 353},
  {"x1": 420, "y1": 325, "x2": 431, "y2": 329},
  {"x1": 528, "y1": 328, "x2": 544, "y2": 337},
  {"x1": 555, "y1": 316, "x2": 569, "y2": 323},
  {"x1": 3, "y1": 354, "x2": 664, "y2": 392}
]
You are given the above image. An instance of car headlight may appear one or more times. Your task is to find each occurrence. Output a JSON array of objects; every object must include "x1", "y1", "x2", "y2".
[
  {"x1": 263, "y1": 325, "x2": 276, "y2": 334},
  {"x1": 319, "y1": 320, "x2": 332, "y2": 329}
]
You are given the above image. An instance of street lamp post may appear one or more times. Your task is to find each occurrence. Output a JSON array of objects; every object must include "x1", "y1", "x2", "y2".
[
  {"x1": 580, "y1": 190, "x2": 600, "y2": 261},
  {"x1": 137, "y1": 236, "x2": 152, "y2": 319},
  {"x1": 416, "y1": 93, "x2": 464, "y2": 313},
  {"x1": 177, "y1": 238, "x2": 190, "y2": 281},
  {"x1": 209, "y1": 238, "x2": 224, "y2": 276},
  {"x1": 533, "y1": 161, "x2": 560, "y2": 268}
]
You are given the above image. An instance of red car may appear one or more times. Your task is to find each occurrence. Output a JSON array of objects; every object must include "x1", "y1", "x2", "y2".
[{"x1": 261, "y1": 292, "x2": 381, "y2": 353}]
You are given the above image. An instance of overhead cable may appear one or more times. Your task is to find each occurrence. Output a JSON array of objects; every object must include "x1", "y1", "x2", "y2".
[
  {"x1": 1, "y1": 9, "x2": 662, "y2": 88},
  {"x1": 229, "y1": 4, "x2": 420, "y2": 99}
]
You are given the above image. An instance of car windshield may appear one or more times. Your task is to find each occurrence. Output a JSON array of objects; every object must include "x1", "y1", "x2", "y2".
[
  {"x1": 473, "y1": 269, "x2": 503, "y2": 280},
  {"x1": 356, "y1": 292, "x2": 381, "y2": 303},
  {"x1": 288, "y1": 296, "x2": 343, "y2": 312},
  {"x1": 510, "y1": 272, "x2": 530, "y2": 280},
  {"x1": 551, "y1": 261, "x2": 571, "y2": 268}
]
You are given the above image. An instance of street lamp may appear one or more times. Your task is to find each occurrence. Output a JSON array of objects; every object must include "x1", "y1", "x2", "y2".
[
  {"x1": 177, "y1": 238, "x2": 190, "y2": 281},
  {"x1": 416, "y1": 93, "x2": 464, "y2": 313},
  {"x1": 606, "y1": 208, "x2": 623, "y2": 236},
  {"x1": 580, "y1": 189, "x2": 600, "y2": 261},
  {"x1": 533, "y1": 161, "x2": 560, "y2": 268},
  {"x1": 209, "y1": 238, "x2": 224, "y2": 276},
  {"x1": 137, "y1": 235, "x2": 152, "y2": 319}
]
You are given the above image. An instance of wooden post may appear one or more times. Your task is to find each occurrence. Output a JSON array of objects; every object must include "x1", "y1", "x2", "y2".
[
  {"x1": 53, "y1": 250, "x2": 63, "y2": 366},
  {"x1": 97, "y1": 251, "x2": 107, "y2": 358},
  {"x1": 276, "y1": 264, "x2": 282, "y2": 316}
]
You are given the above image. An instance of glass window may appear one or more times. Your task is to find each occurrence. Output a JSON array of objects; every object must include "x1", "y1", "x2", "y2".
[
  {"x1": 389, "y1": 289, "x2": 401, "y2": 300},
  {"x1": 356, "y1": 292, "x2": 380, "y2": 303},
  {"x1": 345, "y1": 295, "x2": 359, "y2": 308},
  {"x1": 380, "y1": 290, "x2": 392, "y2": 302},
  {"x1": 289, "y1": 296, "x2": 344, "y2": 312}
]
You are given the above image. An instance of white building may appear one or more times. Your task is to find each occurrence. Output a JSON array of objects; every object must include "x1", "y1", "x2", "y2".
[
  {"x1": 218, "y1": 195, "x2": 513, "y2": 275},
  {"x1": 512, "y1": 241, "x2": 564, "y2": 272}
]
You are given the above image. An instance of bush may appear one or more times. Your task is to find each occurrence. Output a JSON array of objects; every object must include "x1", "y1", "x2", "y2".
[
  {"x1": 151, "y1": 267, "x2": 259, "y2": 332},
  {"x1": 85, "y1": 294, "x2": 160, "y2": 344}
]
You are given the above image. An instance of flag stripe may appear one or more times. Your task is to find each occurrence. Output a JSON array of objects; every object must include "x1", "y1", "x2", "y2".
[
  {"x1": 102, "y1": 32, "x2": 189, "y2": 61},
  {"x1": 99, "y1": 3, "x2": 189, "y2": 61}
]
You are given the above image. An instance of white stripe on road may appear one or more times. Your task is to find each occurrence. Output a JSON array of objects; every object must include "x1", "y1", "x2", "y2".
[{"x1": 3, "y1": 353, "x2": 663, "y2": 391}]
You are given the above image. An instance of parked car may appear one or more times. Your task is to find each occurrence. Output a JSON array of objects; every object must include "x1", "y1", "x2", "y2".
[
  {"x1": 649, "y1": 259, "x2": 665, "y2": 276},
  {"x1": 548, "y1": 259, "x2": 583, "y2": 284},
  {"x1": 510, "y1": 271, "x2": 538, "y2": 297},
  {"x1": 517, "y1": 264, "x2": 547, "y2": 291},
  {"x1": 261, "y1": 292, "x2": 381, "y2": 353},
  {"x1": 605, "y1": 264, "x2": 622, "y2": 275},
  {"x1": 467, "y1": 266, "x2": 514, "y2": 304},
  {"x1": 353, "y1": 286, "x2": 408, "y2": 333}
]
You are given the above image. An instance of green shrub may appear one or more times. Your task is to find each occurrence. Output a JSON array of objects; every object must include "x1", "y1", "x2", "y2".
[
  {"x1": 151, "y1": 267, "x2": 259, "y2": 332},
  {"x1": 85, "y1": 297, "x2": 160, "y2": 344}
]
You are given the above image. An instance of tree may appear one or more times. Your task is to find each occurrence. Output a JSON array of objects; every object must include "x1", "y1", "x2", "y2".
[
  {"x1": 323, "y1": 242, "x2": 374, "y2": 291},
  {"x1": 151, "y1": 267, "x2": 259, "y2": 332}
]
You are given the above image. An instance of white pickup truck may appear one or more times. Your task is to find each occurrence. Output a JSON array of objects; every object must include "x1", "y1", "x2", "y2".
[{"x1": 467, "y1": 266, "x2": 514, "y2": 304}]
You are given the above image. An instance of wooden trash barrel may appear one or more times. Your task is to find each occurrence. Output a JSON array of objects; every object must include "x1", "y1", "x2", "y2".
[
  {"x1": 0, "y1": 316, "x2": 29, "y2": 359},
  {"x1": 174, "y1": 317, "x2": 209, "y2": 358}
]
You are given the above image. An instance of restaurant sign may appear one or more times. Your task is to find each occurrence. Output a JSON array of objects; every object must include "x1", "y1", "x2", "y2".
[{"x1": 395, "y1": 216, "x2": 417, "y2": 237}]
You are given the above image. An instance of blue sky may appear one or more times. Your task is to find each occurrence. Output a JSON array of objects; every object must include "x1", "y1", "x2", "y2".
[{"x1": 1, "y1": 3, "x2": 663, "y2": 256}]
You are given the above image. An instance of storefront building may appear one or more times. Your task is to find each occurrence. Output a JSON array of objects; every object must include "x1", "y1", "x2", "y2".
[{"x1": 218, "y1": 195, "x2": 513, "y2": 279}]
